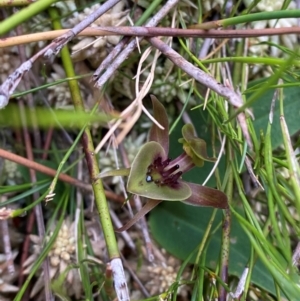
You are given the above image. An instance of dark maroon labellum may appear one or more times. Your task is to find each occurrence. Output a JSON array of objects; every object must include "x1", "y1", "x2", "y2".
[{"x1": 145, "y1": 156, "x2": 182, "y2": 188}]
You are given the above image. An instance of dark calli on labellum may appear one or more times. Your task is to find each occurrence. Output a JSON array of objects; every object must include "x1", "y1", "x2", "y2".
[{"x1": 100, "y1": 95, "x2": 228, "y2": 232}]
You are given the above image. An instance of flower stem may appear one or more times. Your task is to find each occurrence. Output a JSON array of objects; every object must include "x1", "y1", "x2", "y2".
[{"x1": 48, "y1": 8, "x2": 120, "y2": 259}]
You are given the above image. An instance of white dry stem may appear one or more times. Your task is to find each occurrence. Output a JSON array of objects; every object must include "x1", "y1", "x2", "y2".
[
  {"x1": 111, "y1": 257, "x2": 129, "y2": 301},
  {"x1": 135, "y1": 47, "x2": 153, "y2": 97},
  {"x1": 0, "y1": 61, "x2": 32, "y2": 109},
  {"x1": 94, "y1": 47, "x2": 162, "y2": 152},
  {"x1": 268, "y1": 88, "x2": 278, "y2": 125},
  {"x1": 203, "y1": 87, "x2": 211, "y2": 110},
  {"x1": 95, "y1": 117, "x2": 123, "y2": 152},
  {"x1": 202, "y1": 135, "x2": 226, "y2": 186},
  {"x1": 93, "y1": 0, "x2": 179, "y2": 153},
  {"x1": 228, "y1": 267, "x2": 249, "y2": 299},
  {"x1": 126, "y1": 15, "x2": 141, "y2": 54},
  {"x1": 0, "y1": 222, "x2": 14, "y2": 274},
  {"x1": 95, "y1": 25, "x2": 179, "y2": 151},
  {"x1": 292, "y1": 241, "x2": 300, "y2": 266},
  {"x1": 115, "y1": 47, "x2": 159, "y2": 145}
]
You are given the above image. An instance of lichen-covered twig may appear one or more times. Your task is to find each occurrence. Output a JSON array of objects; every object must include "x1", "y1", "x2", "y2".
[
  {"x1": 93, "y1": 0, "x2": 180, "y2": 87},
  {"x1": 0, "y1": 0, "x2": 122, "y2": 109},
  {"x1": 3, "y1": 26, "x2": 300, "y2": 49},
  {"x1": 148, "y1": 36, "x2": 253, "y2": 150}
]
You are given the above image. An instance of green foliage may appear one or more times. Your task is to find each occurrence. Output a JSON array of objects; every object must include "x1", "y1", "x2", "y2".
[
  {"x1": 0, "y1": 104, "x2": 112, "y2": 128},
  {"x1": 3, "y1": 0, "x2": 300, "y2": 300},
  {"x1": 149, "y1": 202, "x2": 295, "y2": 297},
  {"x1": 249, "y1": 79, "x2": 300, "y2": 149},
  {"x1": 155, "y1": 76, "x2": 300, "y2": 299},
  {"x1": 170, "y1": 81, "x2": 300, "y2": 188}
]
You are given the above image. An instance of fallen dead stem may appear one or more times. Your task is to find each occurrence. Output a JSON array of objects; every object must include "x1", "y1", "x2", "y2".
[
  {"x1": 2, "y1": 27, "x2": 300, "y2": 48},
  {"x1": 0, "y1": 148, "x2": 124, "y2": 203},
  {"x1": 148, "y1": 36, "x2": 253, "y2": 150}
]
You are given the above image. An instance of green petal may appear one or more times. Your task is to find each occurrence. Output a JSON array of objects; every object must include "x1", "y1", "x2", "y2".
[
  {"x1": 148, "y1": 95, "x2": 169, "y2": 155},
  {"x1": 98, "y1": 168, "x2": 131, "y2": 178},
  {"x1": 181, "y1": 124, "x2": 216, "y2": 165},
  {"x1": 182, "y1": 123, "x2": 197, "y2": 141},
  {"x1": 127, "y1": 141, "x2": 191, "y2": 200}
]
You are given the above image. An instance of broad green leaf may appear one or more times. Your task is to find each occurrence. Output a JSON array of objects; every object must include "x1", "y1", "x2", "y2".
[
  {"x1": 127, "y1": 141, "x2": 191, "y2": 200},
  {"x1": 149, "y1": 202, "x2": 276, "y2": 295},
  {"x1": 248, "y1": 79, "x2": 300, "y2": 149}
]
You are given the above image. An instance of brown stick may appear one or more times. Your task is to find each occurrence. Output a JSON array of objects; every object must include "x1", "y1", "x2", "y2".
[{"x1": 2, "y1": 26, "x2": 300, "y2": 48}]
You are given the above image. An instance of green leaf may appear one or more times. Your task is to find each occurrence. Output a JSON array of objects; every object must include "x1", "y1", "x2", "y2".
[
  {"x1": 248, "y1": 79, "x2": 300, "y2": 149},
  {"x1": 127, "y1": 141, "x2": 191, "y2": 200},
  {"x1": 0, "y1": 104, "x2": 112, "y2": 129},
  {"x1": 149, "y1": 202, "x2": 276, "y2": 295}
]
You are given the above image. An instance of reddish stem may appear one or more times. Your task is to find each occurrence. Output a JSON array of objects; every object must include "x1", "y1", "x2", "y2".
[{"x1": 0, "y1": 148, "x2": 124, "y2": 203}]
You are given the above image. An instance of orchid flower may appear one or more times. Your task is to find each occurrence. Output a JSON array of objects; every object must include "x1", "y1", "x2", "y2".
[{"x1": 100, "y1": 96, "x2": 228, "y2": 232}]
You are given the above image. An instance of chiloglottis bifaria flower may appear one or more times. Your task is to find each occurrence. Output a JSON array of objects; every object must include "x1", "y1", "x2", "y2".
[{"x1": 99, "y1": 95, "x2": 228, "y2": 232}]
